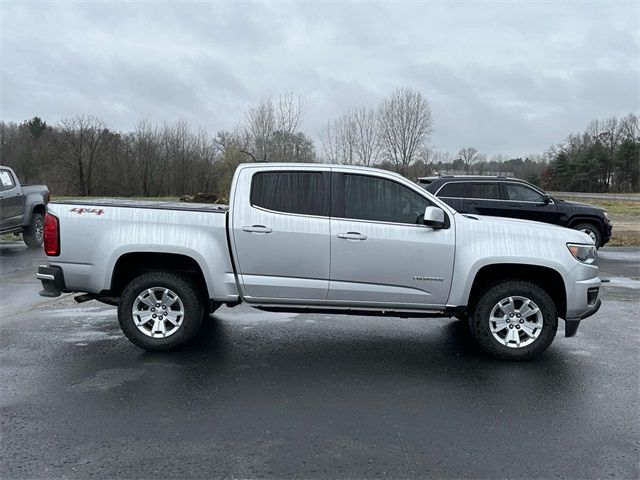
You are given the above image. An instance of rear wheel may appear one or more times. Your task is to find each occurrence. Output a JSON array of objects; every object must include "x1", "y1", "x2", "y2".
[
  {"x1": 469, "y1": 280, "x2": 558, "y2": 360},
  {"x1": 23, "y1": 213, "x2": 44, "y2": 248},
  {"x1": 118, "y1": 272, "x2": 204, "y2": 351},
  {"x1": 573, "y1": 222, "x2": 602, "y2": 249}
]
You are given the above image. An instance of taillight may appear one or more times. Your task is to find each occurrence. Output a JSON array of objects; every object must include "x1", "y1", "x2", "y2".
[{"x1": 44, "y1": 213, "x2": 60, "y2": 256}]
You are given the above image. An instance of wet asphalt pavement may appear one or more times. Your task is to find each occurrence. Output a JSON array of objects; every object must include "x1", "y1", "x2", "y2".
[{"x1": 1, "y1": 242, "x2": 638, "y2": 479}]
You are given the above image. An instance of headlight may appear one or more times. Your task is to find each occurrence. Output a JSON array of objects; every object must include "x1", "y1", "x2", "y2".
[
  {"x1": 603, "y1": 211, "x2": 610, "y2": 221},
  {"x1": 567, "y1": 243, "x2": 597, "y2": 264}
]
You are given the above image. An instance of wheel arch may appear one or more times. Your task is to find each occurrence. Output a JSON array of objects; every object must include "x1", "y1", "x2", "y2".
[
  {"x1": 109, "y1": 252, "x2": 209, "y2": 300},
  {"x1": 24, "y1": 202, "x2": 46, "y2": 225},
  {"x1": 467, "y1": 263, "x2": 567, "y2": 319},
  {"x1": 567, "y1": 215, "x2": 605, "y2": 232}
]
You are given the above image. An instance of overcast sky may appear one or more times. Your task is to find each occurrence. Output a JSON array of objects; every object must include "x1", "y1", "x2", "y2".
[{"x1": 1, "y1": 0, "x2": 639, "y2": 157}]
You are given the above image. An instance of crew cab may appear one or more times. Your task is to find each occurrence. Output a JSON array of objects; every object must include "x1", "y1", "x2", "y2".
[
  {"x1": 417, "y1": 176, "x2": 612, "y2": 248},
  {"x1": 0, "y1": 165, "x2": 49, "y2": 248},
  {"x1": 37, "y1": 164, "x2": 602, "y2": 360}
]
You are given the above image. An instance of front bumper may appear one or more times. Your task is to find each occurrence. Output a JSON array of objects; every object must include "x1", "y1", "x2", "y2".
[
  {"x1": 564, "y1": 273, "x2": 602, "y2": 337},
  {"x1": 601, "y1": 221, "x2": 613, "y2": 246},
  {"x1": 565, "y1": 298, "x2": 601, "y2": 337},
  {"x1": 36, "y1": 265, "x2": 65, "y2": 297}
]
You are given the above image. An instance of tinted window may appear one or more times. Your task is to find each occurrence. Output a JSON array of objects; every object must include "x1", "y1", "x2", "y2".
[
  {"x1": 344, "y1": 174, "x2": 430, "y2": 224},
  {"x1": 251, "y1": 171, "x2": 327, "y2": 216},
  {"x1": 0, "y1": 169, "x2": 15, "y2": 191},
  {"x1": 468, "y1": 182, "x2": 502, "y2": 200},
  {"x1": 437, "y1": 182, "x2": 468, "y2": 198},
  {"x1": 505, "y1": 183, "x2": 545, "y2": 202}
]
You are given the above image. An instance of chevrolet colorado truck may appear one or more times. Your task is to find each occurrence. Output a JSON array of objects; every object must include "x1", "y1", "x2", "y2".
[
  {"x1": 0, "y1": 165, "x2": 49, "y2": 248},
  {"x1": 36, "y1": 164, "x2": 601, "y2": 360}
]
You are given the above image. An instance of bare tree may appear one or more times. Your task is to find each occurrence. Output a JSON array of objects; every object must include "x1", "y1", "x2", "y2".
[
  {"x1": 245, "y1": 97, "x2": 275, "y2": 162},
  {"x1": 378, "y1": 87, "x2": 433, "y2": 175},
  {"x1": 59, "y1": 115, "x2": 108, "y2": 195},
  {"x1": 457, "y1": 147, "x2": 480, "y2": 174},
  {"x1": 320, "y1": 107, "x2": 380, "y2": 166},
  {"x1": 319, "y1": 120, "x2": 342, "y2": 163},
  {"x1": 352, "y1": 107, "x2": 380, "y2": 166},
  {"x1": 275, "y1": 92, "x2": 303, "y2": 137},
  {"x1": 244, "y1": 92, "x2": 303, "y2": 162},
  {"x1": 132, "y1": 120, "x2": 161, "y2": 196}
]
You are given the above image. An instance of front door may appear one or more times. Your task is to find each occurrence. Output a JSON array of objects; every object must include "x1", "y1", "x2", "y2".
[
  {"x1": 501, "y1": 182, "x2": 562, "y2": 225},
  {"x1": 231, "y1": 168, "x2": 331, "y2": 301},
  {"x1": 0, "y1": 169, "x2": 23, "y2": 230},
  {"x1": 328, "y1": 172, "x2": 455, "y2": 308}
]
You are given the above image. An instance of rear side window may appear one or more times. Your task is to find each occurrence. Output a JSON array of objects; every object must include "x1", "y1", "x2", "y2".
[
  {"x1": 468, "y1": 182, "x2": 502, "y2": 200},
  {"x1": 505, "y1": 183, "x2": 545, "y2": 202},
  {"x1": 343, "y1": 174, "x2": 431, "y2": 224},
  {"x1": 251, "y1": 171, "x2": 327, "y2": 216},
  {"x1": 0, "y1": 169, "x2": 15, "y2": 190},
  {"x1": 437, "y1": 182, "x2": 468, "y2": 198}
]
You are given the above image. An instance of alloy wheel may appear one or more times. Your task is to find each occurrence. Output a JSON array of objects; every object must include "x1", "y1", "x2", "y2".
[
  {"x1": 132, "y1": 287, "x2": 185, "y2": 338},
  {"x1": 489, "y1": 296, "x2": 544, "y2": 348}
]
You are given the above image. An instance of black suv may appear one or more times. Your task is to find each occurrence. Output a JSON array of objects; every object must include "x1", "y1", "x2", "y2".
[{"x1": 418, "y1": 176, "x2": 612, "y2": 248}]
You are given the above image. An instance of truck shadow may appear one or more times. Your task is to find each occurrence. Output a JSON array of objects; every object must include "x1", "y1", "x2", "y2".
[{"x1": 153, "y1": 313, "x2": 581, "y2": 391}]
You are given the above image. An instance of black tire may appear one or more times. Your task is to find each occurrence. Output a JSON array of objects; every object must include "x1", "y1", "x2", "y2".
[
  {"x1": 23, "y1": 213, "x2": 44, "y2": 248},
  {"x1": 118, "y1": 272, "x2": 204, "y2": 351},
  {"x1": 572, "y1": 222, "x2": 602, "y2": 249},
  {"x1": 469, "y1": 280, "x2": 558, "y2": 360}
]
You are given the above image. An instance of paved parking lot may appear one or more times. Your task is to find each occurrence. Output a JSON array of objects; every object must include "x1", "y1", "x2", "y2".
[{"x1": 1, "y1": 242, "x2": 638, "y2": 479}]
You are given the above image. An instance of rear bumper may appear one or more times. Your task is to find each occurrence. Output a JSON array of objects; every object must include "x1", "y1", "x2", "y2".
[{"x1": 36, "y1": 265, "x2": 65, "y2": 297}]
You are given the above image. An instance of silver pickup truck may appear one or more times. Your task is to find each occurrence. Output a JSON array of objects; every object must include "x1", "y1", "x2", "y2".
[{"x1": 37, "y1": 164, "x2": 601, "y2": 360}]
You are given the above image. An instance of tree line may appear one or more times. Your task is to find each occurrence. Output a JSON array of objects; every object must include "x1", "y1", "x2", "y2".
[
  {"x1": 0, "y1": 87, "x2": 638, "y2": 199},
  {"x1": 541, "y1": 114, "x2": 639, "y2": 192}
]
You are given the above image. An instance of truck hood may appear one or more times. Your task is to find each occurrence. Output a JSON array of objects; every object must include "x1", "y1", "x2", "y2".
[{"x1": 461, "y1": 213, "x2": 594, "y2": 245}]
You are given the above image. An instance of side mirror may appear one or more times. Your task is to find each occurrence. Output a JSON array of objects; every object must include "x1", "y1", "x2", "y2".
[
  {"x1": 542, "y1": 194, "x2": 551, "y2": 204},
  {"x1": 423, "y1": 206, "x2": 445, "y2": 229}
]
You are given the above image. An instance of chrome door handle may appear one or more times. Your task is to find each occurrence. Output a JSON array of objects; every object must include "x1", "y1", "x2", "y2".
[
  {"x1": 337, "y1": 232, "x2": 367, "y2": 240},
  {"x1": 242, "y1": 225, "x2": 272, "y2": 234}
]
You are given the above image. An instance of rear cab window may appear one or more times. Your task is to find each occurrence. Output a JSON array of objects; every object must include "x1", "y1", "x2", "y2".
[{"x1": 250, "y1": 171, "x2": 328, "y2": 216}]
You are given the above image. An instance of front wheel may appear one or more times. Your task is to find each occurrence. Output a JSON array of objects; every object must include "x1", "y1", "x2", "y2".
[
  {"x1": 573, "y1": 222, "x2": 602, "y2": 249},
  {"x1": 469, "y1": 280, "x2": 558, "y2": 360},
  {"x1": 118, "y1": 272, "x2": 204, "y2": 351},
  {"x1": 23, "y1": 213, "x2": 44, "y2": 248}
]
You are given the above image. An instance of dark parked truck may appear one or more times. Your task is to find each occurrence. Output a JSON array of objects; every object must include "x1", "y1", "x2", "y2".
[
  {"x1": 36, "y1": 164, "x2": 601, "y2": 360},
  {"x1": 0, "y1": 165, "x2": 49, "y2": 248},
  {"x1": 418, "y1": 175, "x2": 612, "y2": 248}
]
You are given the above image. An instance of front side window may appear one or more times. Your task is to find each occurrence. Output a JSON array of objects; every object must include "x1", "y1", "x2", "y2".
[
  {"x1": 468, "y1": 182, "x2": 502, "y2": 200},
  {"x1": 0, "y1": 169, "x2": 15, "y2": 191},
  {"x1": 251, "y1": 171, "x2": 327, "y2": 216},
  {"x1": 343, "y1": 174, "x2": 430, "y2": 224},
  {"x1": 505, "y1": 183, "x2": 545, "y2": 202}
]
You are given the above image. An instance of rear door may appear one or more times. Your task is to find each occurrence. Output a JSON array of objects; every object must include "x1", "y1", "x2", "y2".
[
  {"x1": 230, "y1": 167, "x2": 331, "y2": 301},
  {"x1": 0, "y1": 169, "x2": 23, "y2": 230},
  {"x1": 328, "y1": 171, "x2": 455, "y2": 307},
  {"x1": 463, "y1": 181, "x2": 508, "y2": 217}
]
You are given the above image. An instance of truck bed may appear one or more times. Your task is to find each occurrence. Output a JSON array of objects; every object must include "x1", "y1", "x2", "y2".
[{"x1": 51, "y1": 198, "x2": 229, "y2": 213}]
